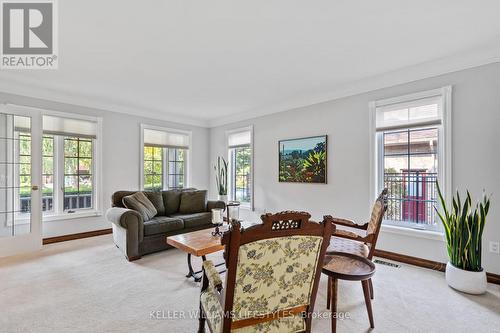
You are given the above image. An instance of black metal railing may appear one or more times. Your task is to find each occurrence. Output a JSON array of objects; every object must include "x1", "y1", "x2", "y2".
[
  {"x1": 384, "y1": 172, "x2": 438, "y2": 225},
  {"x1": 20, "y1": 193, "x2": 93, "y2": 213}
]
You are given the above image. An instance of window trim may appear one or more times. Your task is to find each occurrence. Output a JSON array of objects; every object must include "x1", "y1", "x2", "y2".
[
  {"x1": 226, "y1": 125, "x2": 254, "y2": 210},
  {"x1": 41, "y1": 110, "x2": 103, "y2": 220},
  {"x1": 8, "y1": 109, "x2": 103, "y2": 223},
  {"x1": 369, "y1": 86, "x2": 452, "y2": 232},
  {"x1": 140, "y1": 124, "x2": 192, "y2": 190}
]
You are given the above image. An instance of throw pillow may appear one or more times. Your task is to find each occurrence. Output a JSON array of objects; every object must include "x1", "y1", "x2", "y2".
[
  {"x1": 162, "y1": 190, "x2": 182, "y2": 215},
  {"x1": 179, "y1": 190, "x2": 207, "y2": 214},
  {"x1": 122, "y1": 192, "x2": 157, "y2": 221},
  {"x1": 144, "y1": 191, "x2": 165, "y2": 216}
]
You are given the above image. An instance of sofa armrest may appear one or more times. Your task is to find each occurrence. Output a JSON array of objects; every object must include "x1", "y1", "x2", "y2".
[
  {"x1": 207, "y1": 200, "x2": 226, "y2": 211},
  {"x1": 106, "y1": 207, "x2": 144, "y2": 242}
]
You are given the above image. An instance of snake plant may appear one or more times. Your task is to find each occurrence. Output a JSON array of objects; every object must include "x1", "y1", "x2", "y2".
[
  {"x1": 214, "y1": 156, "x2": 228, "y2": 196},
  {"x1": 435, "y1": 182, "x2": 491, "y2": 272}
]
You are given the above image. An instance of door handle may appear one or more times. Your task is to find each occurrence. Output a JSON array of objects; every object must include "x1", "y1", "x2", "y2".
[{"x1": 32, "y1": 185, "x2": 39, "y2": 191}]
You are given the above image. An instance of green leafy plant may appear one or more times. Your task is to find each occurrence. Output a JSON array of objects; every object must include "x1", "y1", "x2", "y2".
[
  {"x1": 303, "y1": 150, "x2": 326, "y2": 181},
  {"x1": 214, "y1": 156, "x2": 228, "y2": 196},
  {"x1": 435, "y1": 182, "x2": 491, "y2": 272}
]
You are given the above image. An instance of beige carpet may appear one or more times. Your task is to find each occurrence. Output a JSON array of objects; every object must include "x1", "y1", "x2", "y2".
[{"x1": 1, "y1": 235, "x2": 499, "y2": 333}]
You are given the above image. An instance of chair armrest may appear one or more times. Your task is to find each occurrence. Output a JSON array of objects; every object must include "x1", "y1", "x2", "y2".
[
  {"x1": 333, "y1": 228, "x2": 374, "y2": 244},
  {"x1": 207, "y1": 200, "x2": 226, "y2": 211},
  {"x1": 105, "y1": 208, "x2": 144, "y2": 242},
  {"x1": 203, "y1": 260, "x2": 223, "y2": 291},
  {"x1": 332, "y1": 217, "x2": 369, "y2": 230}
]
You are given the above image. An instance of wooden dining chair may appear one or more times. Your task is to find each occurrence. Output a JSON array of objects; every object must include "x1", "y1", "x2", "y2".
[
  {"x1": 198, "y1": 211, "x2": 333, "y2": 333},
  {"x1": 326, "y1": 188, "x2": 388, "y2": 308}
]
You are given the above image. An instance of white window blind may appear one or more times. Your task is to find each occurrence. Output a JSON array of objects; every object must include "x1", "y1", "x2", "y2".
[
  {"x1": 13, "y1": 116, "x2": 31, "y2": 132},
  {"x1": 375, "y1": 96, "x2": 442, "y2": 132},
  {"x1": 228, "y1": 130, "x2": 251, "y2": 148},
  {"x1": 143, "y1": 129, "x2": 190, "y2": 149},
  {"x1": 43, "y1": 115, "x2": 98, "y2": 139}
]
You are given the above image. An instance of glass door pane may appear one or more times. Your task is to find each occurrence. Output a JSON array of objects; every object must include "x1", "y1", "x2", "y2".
[{"x1": 0, "y1": 114, "x2": 32, "y2": 237}]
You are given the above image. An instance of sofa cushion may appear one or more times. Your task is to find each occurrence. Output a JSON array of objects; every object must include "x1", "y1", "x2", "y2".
[
  {"x1": 162, "y1": 190, "x2": 182, "y2": 215},
  {"x1": 143, "y1": 216, "x2": 184, "y2": 236},
  {"x1": 122, "y1": 192, "x2": 157, "y2": 221},
  {"x1": 179, "y1": 190, "x2": 207, "y2": 214},
  {"x1": 111, "y1": 191, "x2": 137, "y2": 208},
  {"x1": 171, "y1": 212, "x2": 211, "y2": 229},
  {"x1": 144, "y1": 192, "x2": 165, "y2": 216}
]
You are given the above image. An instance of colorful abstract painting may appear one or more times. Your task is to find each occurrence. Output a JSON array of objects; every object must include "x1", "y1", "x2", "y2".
[{"x1": 279, "y1": 135, "x2": 327, "y2": 183}]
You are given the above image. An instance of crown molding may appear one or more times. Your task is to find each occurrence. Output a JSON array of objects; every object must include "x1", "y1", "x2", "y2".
[
  {"x1": 0, "y1": 75, "x2": 209, "y2": 127},
  {"x1": 1, "y1": 43, "x2": 499, "y2": 129},
  {"x1": 208, "y1": 44, "x2": 500, "y2": 127}
]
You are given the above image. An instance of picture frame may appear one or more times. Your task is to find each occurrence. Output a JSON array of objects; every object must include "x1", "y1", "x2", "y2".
[{"x1": 278, "y1": 135, "x2": 327, "y2": 183}]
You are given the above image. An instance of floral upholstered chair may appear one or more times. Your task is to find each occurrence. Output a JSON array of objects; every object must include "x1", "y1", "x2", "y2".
[
  {"x1": 325, "y1": 188, "x2": 388, "y2": 307},
  {"x1": 198, "y1": 211, "x2": 333, "y2": 333}
]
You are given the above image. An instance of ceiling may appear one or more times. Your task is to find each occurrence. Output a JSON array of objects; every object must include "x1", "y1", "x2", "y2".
[{"x1": 1, "y1": 0, "x2": 500, "y2": 127}]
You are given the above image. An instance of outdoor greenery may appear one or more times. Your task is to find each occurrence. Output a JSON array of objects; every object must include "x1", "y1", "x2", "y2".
[
  {"x1": 144, "y1": 146, "x2": 163, "y2": 191},
  {"x1": 143, "y1": 147, "x2": 186, "y2": 191},
  {"x1": 18, "y1": 135, "x2": 93, "y2": 197},
  {"x1": 435, "y1": 182, "x2": 491, "y2": 272},
  {"x1": 279, "y1": 139, "x2": 326, "y2": 183},
  {"x1": 234, "y1": 147, "x2": 251, "y2": 203},
  {"x1": 64, "y1": 138, "x2": 93, "y2": 196}
]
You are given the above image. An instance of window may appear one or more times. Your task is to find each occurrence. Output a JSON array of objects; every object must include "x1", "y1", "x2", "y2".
[
  {"x1": 142, "y1": 127, "x2": 190, "y2": 191},
  {"x1": 19, "y1": 135, "x2": 55, "y2": 213},
  {"x1": 13, "y1": 114, "x2": 101, "y2": 219},
  {"x1": 227, "y1": 128, "x2": 253, "y2": 208},
  {"x1": 371, "y1": 87, "x2": 451, "y2": 231},
  {"x1": 63, "y1": 137, "x2": 93, "y2": 211},
  {"x1": 144, "y1": 146, "x2": 163, "y2": 191},
  {"x1": 41, "y1": 136, "x2": 54, "y2": 212},
  {"x1": 168, "y1": 148, "x2": 185, "y2": 189},
  {"x1": 18, "y1": 133, "x2": 32, "y2": 213}
]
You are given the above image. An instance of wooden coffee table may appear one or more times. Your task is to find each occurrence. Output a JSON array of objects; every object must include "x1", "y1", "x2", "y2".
[{"x1": 167, "y1": 228, "x2": 226, "y2": 282}]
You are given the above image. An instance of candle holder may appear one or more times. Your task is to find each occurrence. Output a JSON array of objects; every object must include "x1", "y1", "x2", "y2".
[
  {"x1": 211, "y1": 208, "x2": 224, "y2": 236},
  {"x1": 211, "y1": 223, "x2": 223, "y2": 237},
  {"x1": 225, "y1": 201, "x2": 240, "y2": 225}
]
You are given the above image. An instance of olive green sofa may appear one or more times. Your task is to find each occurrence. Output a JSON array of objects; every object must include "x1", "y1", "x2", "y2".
[{"x1": 105, "y1": 189, "x2": 225, "y2": 261}]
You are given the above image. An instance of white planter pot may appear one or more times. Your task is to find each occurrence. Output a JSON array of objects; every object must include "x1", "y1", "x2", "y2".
[
  {"x1": 445, "y1": 262, "x2": 487, "y2": 295},
  {"x1": 218, "y1": 194, "x2": 228, "y2": 203}
]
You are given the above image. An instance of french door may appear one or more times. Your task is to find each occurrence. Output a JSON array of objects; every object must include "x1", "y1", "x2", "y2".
[{"x1": 0, "y1": 104, "x2": 42, "y2": 257}]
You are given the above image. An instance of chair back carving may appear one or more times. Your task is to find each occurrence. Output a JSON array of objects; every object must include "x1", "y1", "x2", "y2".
[
  {"x1": 220, "y1": 211, "x2": 333, "y2": 333},
  {"x1": 366, "y1": 188, "x2": 388, "y2": 258}
]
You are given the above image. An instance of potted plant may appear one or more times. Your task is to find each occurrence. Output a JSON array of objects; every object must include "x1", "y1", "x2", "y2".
[
  {"x1": 214, "y1": 156, "x2": 228, "y2": 202},
  {"x1": 435, "y1": 182, "x2": 491, "y2": 294}
]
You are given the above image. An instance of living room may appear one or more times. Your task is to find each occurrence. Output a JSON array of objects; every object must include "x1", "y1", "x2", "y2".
[{"x1": 1, "y1": 1, "x2": 500, "y2": 333}]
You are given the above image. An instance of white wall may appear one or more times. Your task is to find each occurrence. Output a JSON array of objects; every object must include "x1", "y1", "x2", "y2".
[
  {"x1": 0, "y1": 92, "x2": 210, "y2": 238},
  {"x1": 209, "y1": 62, "x2": 500, "y2": 275}
]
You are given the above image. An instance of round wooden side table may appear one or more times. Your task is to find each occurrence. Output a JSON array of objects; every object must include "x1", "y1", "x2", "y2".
[{"x1": 322, "y1": 252, "x2": 376, "y2": 333}]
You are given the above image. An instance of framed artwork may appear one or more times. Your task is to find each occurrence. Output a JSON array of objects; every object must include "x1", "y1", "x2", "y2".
[{"x1": 278, "y1": 135, "x2": 327, "y2": 183}]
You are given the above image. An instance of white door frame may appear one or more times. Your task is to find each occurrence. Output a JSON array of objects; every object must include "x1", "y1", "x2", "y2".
[{"x1": 0, "y1": 104, "x2": 42, "y2": 258}]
